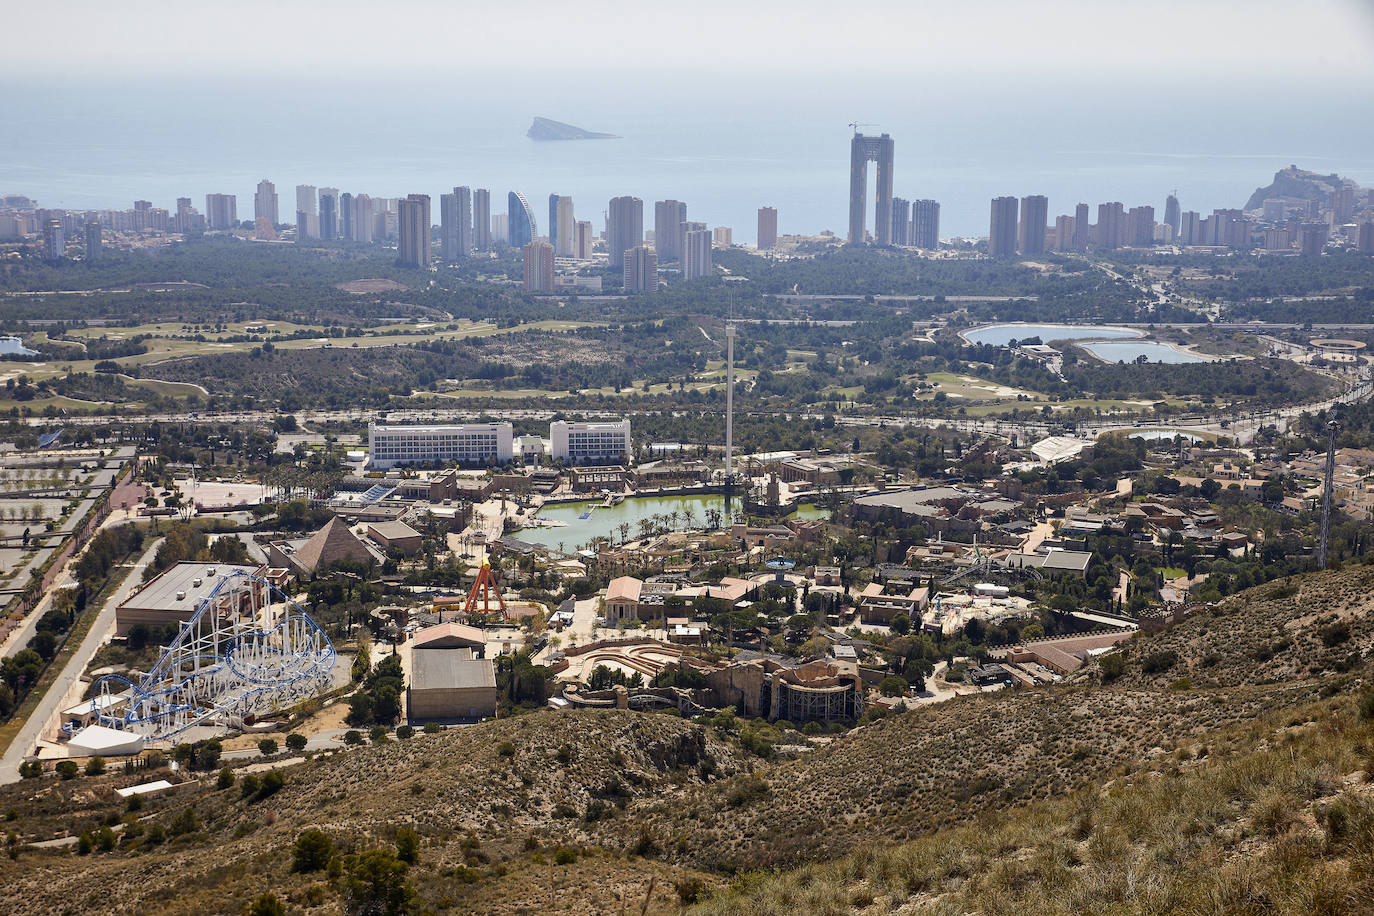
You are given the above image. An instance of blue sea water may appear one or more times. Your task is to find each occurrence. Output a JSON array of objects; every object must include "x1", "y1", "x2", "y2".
[{"x1": 4, "y1": 78, "x2": 1373, "y2": 244}]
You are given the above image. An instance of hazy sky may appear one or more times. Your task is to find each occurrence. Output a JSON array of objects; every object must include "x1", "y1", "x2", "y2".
[{"x1": 12, "y1": 0, "x2": 1374, "y2": 82}]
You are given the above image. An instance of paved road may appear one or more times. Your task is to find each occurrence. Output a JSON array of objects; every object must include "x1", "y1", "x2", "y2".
[{"x1": 0, "y1": 537, "x2": 163, "y2": 785}]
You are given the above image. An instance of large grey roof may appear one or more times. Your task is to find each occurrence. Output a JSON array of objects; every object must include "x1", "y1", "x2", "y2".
[{"x1": 411, "y1": 650, "x2": 496, "y2": 691}]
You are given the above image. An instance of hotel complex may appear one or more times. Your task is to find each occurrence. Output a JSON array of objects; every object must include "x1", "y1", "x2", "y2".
[
  {"x1": 368, "y1": 423, "x2": 515, "y2": 469},
  {"x1": 367, "y1": 419, "x2": 631, "y2": 468}
]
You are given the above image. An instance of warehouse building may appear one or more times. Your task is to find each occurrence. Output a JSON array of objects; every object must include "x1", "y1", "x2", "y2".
[
  {"x1": 405, "y1": 623, "x2": 498, "y2": 721},
  {"x1": 114, "y1": 562, "x2": 264, "y2": 636}
]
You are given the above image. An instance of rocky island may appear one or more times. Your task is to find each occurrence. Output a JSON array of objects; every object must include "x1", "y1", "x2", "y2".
[{"x1": 526, "y1": 116, "x2": 619, "y2": 141}]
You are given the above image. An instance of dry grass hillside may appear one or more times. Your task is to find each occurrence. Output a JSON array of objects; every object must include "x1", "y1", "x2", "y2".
[
  {"x1": 0, "y1": 563, "x2": 1371, "y2": 915},
  {"x1": 1084, "y1": 563, "x2": 1374, "y2": 690}
]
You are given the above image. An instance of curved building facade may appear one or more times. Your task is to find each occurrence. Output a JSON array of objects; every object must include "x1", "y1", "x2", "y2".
[{"x1": 508, "y1": 191, "x2": 538, "y2": 248}]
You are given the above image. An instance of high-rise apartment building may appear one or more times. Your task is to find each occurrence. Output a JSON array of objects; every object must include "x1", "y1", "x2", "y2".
[
  {"x1": 472, "y1": 189, "x2": 491, "y2": 250},
  {"x1": 622, "y1": 245, "x2": 658, "y2": 293},
  {"x1": 682, "y1": 227, "x2": 712, "y2": 280},
  {"x1": 1180, "y1": 210, "x2": 1201, "y2": 245},
  {"x1": 757, "y1": 206, "x2": 778, "y2": 250},
  {"x1": 522, "y1": 239, "x2": 554, "y2": 292},
  {"x1": 1300, "y1": 223, "x2": 1327, "y2": 257},
  {"x1": 508, "y1": 191, "x2": 537, "y2": 247},
  {"x1": 890, "y1": 197, "x2": 910, "y2": 246},
  {"x1": 339, "y1": 193, "x2": 353, "y2": 241},
  {"x1": 42, "y1": 218, "x2": 63, "y2": 262},
  {"x1": 295, "y1": 185, "x2": 317, "y2": 239},
  {"x1": 554, "y1": 196, "x2": 575, "y2": 257},
  {"x1": 847, "y1": 132, "x2": 895, "y2": 245},
  {"x1": 440, "y1": 188, "x2": 473, "y2": 262},
  {"x1": 548, "y1": 194, "x2": 560, "y2": 253},
  {"x1": 205, "y1": 193, "x2": 237, "y2": 231},
  {"x1": 175, "y1": 198, "x2": 202, "y2": 233},
  {"x1": 1053, "y1": 215, "x2": 1074, "y2": 251},
  {"x1": 83, "y1": 220, "x2": 101, "y2": 260},
  {"x1": 1330, "y1": 187, "x2": 1356, "y2": 223},
  {"x1": 654, "y1": 200, "x2": 687, "y2": 262},
  {"x1": 1018, "y1": 195, "x2": 1048, "y2": 255},
  {"x1": 318, "y1": 188, "x2": 338, "y2": 240},
  {"x1": 713, "y1": 227, "x2": 732, "y2": 247},
  {"x1": 1164, "y1": 193, "x2": 1181, "y2": 238},
  {"x1": 911, "y1": 199, "x2": 940, "y2": 249},
  {"x1": 255, "y1": 180, "x2": 279, "y2": 226},
  {"x1": 397, "y1": 194, "x2": 432, "y2": 268},
  {"x1": 1095, "y1": 202, "x2": 1124, "y2": 250},
  {"x1": 575, "y1": 220, "x2": 596, "y2": 259},
  {"x1": 1073, "y1": 203, "x2": 1090, "y2": 250},
  {"x1": 1128, "y1": 205, "x2": 1155, "y2": 247},
  {"x1": 988, "y1": 196, "x2": 1018, "y2": 258},
  {"x1": 607, "y1": 196, "x2": 644, "y2": 269},
  {"x1": 353, "y1": 194, "x2": 373, "y2": 244},
  {"x1": 1359, "y1": 221, "x2": 1374, "y2": 254}
]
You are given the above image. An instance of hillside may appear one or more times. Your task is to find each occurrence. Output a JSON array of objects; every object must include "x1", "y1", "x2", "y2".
[
  {"x1": 1244, "y1": 165, "x2": 1365, "y2": 210},
  {"x1": 1, "y1": 563, "x2": 1371, "y2": 914}
]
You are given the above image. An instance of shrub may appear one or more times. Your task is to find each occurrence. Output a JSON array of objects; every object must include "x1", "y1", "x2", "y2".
[
  {"x1": 292, "y1": 828, "x2": 335, "y2": 873},
  {"x1": 1321, "y1": 621, "x2": 1351, "y2": 647},
  {"x1": 77, "y1": 832, "x2": 93, "y2": 855},
  {"x1": 726, "y1": 774, "x2": 771, "y2": 808},
  {"x1": 255, "y1": 769, "x2": 284, "y2": 800},
  {"x1": 247, "y1": 893, "x2": 286, "y2": 916},
  {"x1": 675, "y1": 876, "x2": 707, "y2": 904},
  {"x1": 343, "y1": 730, "x2": 363, "y2": 746},
  {"x1": 1098, "y1": 653, "x2": 1126, "y2": 681},
  {"x1": 284, "y1": 733, "x2": 307, "y2": 752},
  {"x1": 95, "y1": 826, "x2": 117, "y2": 851},
  {"x1": 344, "y1": 849, "x2": 415, "y2": 916},
  {"x1": 240, "y1": 774, "x2": 261, "y2": 799},
  {"x1": 369, "y1": 726, "x2": 389, "y2": 744},
  {"x1": 257, "y1": 739, "x2": 278, "y2": 757},
  {"x1": 1358, "y1": 690, "x2": 1374, "y2": 723},
  {"x1": 18, "y1": 761, "x2": 41, "y2": 779},
  {"x1": 554, "y1": 848, "x2": 577, "y2": 865},
  {"x1": 83, "y1": 757, "x2": 106, "y2": 776},
  {"x1": 395, "y1": 725, "x2": 414, "y2": 740},
  {"x1": 450, "y1": 865, "x2": 481, "y2": 884},
  {"x1": 395, "y1": 827, "x2": 420, "y2": 865},
  {"x1": 422, "y1": 722, "x2": 441, "y2": 734},
  {"x1": 217, "y1": 767, "x2": 235, "y2": 790},
  {"x1": 497, "y1": 741, "x2": 516, "y2": 757},
  {"x1": 55, "y1": 761, "x2": 79, "y2": 780},
  {"x1": 1141, "y1": 650, "x2": 1179, "y2": 675},
  {"x1": 169, "y1": 807, "x2": 200, "y2": 836},
  {"x1": 879, "y1": 676, "x2": 909, "y2": 697}
]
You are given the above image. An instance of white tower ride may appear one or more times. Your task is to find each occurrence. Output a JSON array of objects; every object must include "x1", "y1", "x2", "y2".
[{"x1": 725, "y1": 323, "x2": 735, "y2": 481}]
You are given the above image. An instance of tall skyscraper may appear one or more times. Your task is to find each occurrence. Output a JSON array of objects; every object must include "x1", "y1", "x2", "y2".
[
  {"x1": 682, "y1": 227, "x2": 712, "y2": 280},
  {"x1": 1053, "y1": 215, "x2": 1074, "y2": 251},
  {"x1": 83, "y1": 220, "x2": 101, "y2": 260},
  {"x1": 1095, "y1": 202, "x2": 1124, "y2": 249},
  {"x1": 607, "y1": 196, "x2": 644, "y2": 269},
  {"x1": 1330, "y1": 187, "x2": 1355, "y2": 222},
  {"x1": 205, "y1": 193, "x2": 237, "y2": 231},
  {"x1": 1180, "y1": 210, "x2": 1201, "y2": 245},
  {"x1": 318, "y1": 188, "x2": 339, "y2": 240},
  {"x1": 508, "y1": 191, "x2": 537, "y2": 247},
  {"x1": 1073, "y1": 203, "x2": 1090, "y2": 250},
  {"x1": 1358, "y1": 222, "x2": 1374, "y2": 254},
  {"x1": 1164, "y1": 193, "x2": 1181, "y2": 238},
  {"x1": 339, "y1": 193, "x2": 354, "y2": 242},
  {"x1": 847, "y1": 132, "x2": 895, "y2": 245},
  {"x1": 295, "y1": 185, "x2": 317, "y2": 239},
  {"x1": 653, "y1": 200, "x2": 687, "y2": 262},
  {"x1": 473, "y1": 189, "x2": 491, "y2": 250},
  {"x1": 911, "y1": 199, "x2": 940, "y2": 249},
  {"x1": 441, "y1": 188, "x2": 473, "y2": 261},
  {"x1": 757, "y1": 206, "x2": 778, "y2": 250},
  {"x1": 890, "y1": 197, "x2": 910, "y2": 246},
  {"x1": 713, "y1": 227, "x2": 733, "y2": 247},
  {"x1": 353, "y1": 194, "x2": 373, "y2": 244},
  {"x1": 988, "y1": 196, "x2": 1018, "y2": 258},
  {"x1": 623, "y1": 245, "x2": 658, "y2": 293},
  {"x1": 554, "y1": 196, "x2": 575, "y2": 257},
  {"x1": 255, "y1": 180, "x2": 279, "y2": 226},
  {"x1": 1018, "y1": 195, "x2": 1048, "y2": 255},
  {"x1": 1128, "y1": 205, "x2": 1155, "y2": 247},
  {"x1": 575, "y1": 220, "x2": 595, "y2": 259},
  {"x1": 1300, "y1": 223, "x2": 1327, "y2": 256},
  {"x1": 42, "y1": 218, "x2": 63, "y2": 262},
  {"x1": 548, "y1": 194, "x2": 560, "y2": 253},
  {"x1": 397, "y1": 194, "x2": 432, "y2": 268},
  {"x1": 522, "y1": 239, "x2": 554, "y2": 292}
]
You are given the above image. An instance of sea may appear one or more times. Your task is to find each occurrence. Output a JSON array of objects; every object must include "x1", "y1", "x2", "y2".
[{"x1": 5, "y1": 77, "x2": 1373, "y2": 244}]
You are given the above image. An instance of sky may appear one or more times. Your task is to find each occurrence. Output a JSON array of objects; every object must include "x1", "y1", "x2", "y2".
[{"x1": 10, "y1": 0, "x2": 1374, "y2": 84}]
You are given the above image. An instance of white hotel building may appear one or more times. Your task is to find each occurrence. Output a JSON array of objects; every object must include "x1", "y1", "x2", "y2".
[
  {"x1": 368, "y1": 423, "x2": 514, "y2": 469},
  {"x1": 550, "y1": 420, "x2": 631, "y2": 464}
]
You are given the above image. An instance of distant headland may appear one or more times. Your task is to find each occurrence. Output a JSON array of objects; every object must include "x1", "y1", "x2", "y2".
[{"x1": 526, "y1": 117, "x2": 619, "y2": 142}]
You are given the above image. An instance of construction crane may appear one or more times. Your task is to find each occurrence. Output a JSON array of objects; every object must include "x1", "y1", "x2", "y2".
[
  {"x1": 1318, "y1": 419, "x2": 1340, "y2": 569},
  {"x1": 848, "y1": 121, "x2": 877, "y2": 133}
]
